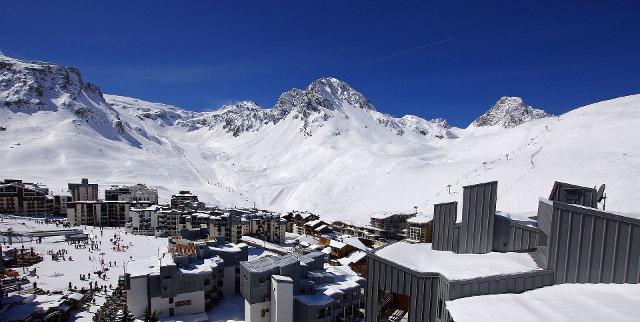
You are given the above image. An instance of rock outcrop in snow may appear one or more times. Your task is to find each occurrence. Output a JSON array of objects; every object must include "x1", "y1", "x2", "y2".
[
  {"x1": 2, "y1": 54, "x2": 639, "y2": 224},
  {"x1": 471, "y1": 96, "x2": 551, "y2": 128},
  {"x1": 0, "y1": 55, "x2": 141, "y2": 146}
]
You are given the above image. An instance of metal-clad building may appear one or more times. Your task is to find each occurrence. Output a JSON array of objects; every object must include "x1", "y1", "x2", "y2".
[
  {"x1": 365, "y1": 253, "x2": 554, "y2": 322},
  {"x1": 537, "y1": 199, "x2": 640, "y2": 284},
  {"x1": 365, "y1": 180, "x2": 640, "y2": 322},
  {"x1": 548, "y1": 181, "x2": 598, "y2": 208},
  {"x1": 431, "y1": 181, "x2": 498, "y2": 254},
  {"x1": 432, "y1": 202, "x2": 458, "y2": 252},
  {"x1": 458, "y1": 181, "x2": 497, "y2": 254},
  {"x1": 493, "y1": 215, "x2": 539, "y2": 252}
]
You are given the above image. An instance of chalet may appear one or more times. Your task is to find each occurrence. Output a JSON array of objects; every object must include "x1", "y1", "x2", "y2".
[{"x1": 291, "y1": 211, "x2": 320, "y2": 235}]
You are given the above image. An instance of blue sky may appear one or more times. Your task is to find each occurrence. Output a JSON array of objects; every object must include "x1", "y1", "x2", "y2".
[{"x1": 2, "y1": 0, "x2": 639, "y2": 126}]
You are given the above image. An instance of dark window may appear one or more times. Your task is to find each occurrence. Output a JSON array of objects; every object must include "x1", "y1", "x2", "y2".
[
  {"x1": 438, "y1": 299, "x2": 443, "y2": 318},
  {"x1": 169, "y1": 297, "x2": 173, "y2": 304}
]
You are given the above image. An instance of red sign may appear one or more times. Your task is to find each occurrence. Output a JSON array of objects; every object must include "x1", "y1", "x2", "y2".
[{"x1": 175, "y1": 300, "x2": 191, "y2": 307}]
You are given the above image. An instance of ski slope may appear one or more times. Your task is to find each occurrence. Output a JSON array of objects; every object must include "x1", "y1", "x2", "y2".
[{"x1": 1, "y1": 55, "x2": 639, "y2": 224}]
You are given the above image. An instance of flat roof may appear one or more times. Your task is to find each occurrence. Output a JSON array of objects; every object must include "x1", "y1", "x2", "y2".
[
  {"x1": 375, "y1": 242, "x2": 542, "y2": 281},
  {"x1": 407, "y1": 214, "x2": 433, "y2": 224},
  {"x1": 446, "y1": 283, "x2": 640, "y2": 322}
]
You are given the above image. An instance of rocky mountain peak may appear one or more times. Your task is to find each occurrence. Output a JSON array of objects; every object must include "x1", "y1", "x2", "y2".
[
  {"x1": 304, "y1": 77, "x2": 375, "y2": 111},
  {"x1": 0, "y1": 55, "x2": 107, "y2": 113},
  {"x1": 471, "y1": 96, "x2": 551, "y2": 128}
]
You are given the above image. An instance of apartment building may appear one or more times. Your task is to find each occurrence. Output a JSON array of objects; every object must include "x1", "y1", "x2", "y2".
[
  {"x1": 122, "y1": 239, "x2": 248, "y2": 319},
  {"x1": 0, "y1": 179, "x2": 53, "y2": 216},
  {"x1": 126, "y1": 205, "x2": 163, "y2": 236},
  {"x1": 68, "y1": 178, "x2": 99, "y2": 201},
  {"x1": 67, "y1": 200, "x2": 153, "y2": 227},
  {"x1": 170, "y1": 191, "x2": 199, "y2": 209},
  {"x1": 240, "y1": 252, "x2": 366, "y2": 322},
  {"x1": 369, "y1": 211, "x2": 416, "y2": 239},
  {"x1": 105, "y1": 183, "x2": 158, "y2": 204}
]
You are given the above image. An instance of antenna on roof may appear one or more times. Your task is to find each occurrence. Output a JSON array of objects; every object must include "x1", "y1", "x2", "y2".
[{"x1": 596, "y1": 184, "x2": 607, "y2": 210}]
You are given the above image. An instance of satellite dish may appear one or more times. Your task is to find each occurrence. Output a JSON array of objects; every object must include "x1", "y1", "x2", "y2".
[{"x1": 597, "y1": 184, "x2": 606, "y2": 202}]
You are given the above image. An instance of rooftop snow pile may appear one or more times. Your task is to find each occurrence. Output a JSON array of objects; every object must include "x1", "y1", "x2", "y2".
[
  {"x1": 446, "y1": 283, "x2": 640, "y2": 322},
  {"x1": 375, "y1": 242, "x2": 542, "y2": 280}
]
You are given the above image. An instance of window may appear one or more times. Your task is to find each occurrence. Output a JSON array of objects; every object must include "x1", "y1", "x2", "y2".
[
  {"x1": 169, "y1": 297, "x2": 174, "y2": 304},
  {"x1": 438, "y1": 299, "x2": 443, "y2": 318}
]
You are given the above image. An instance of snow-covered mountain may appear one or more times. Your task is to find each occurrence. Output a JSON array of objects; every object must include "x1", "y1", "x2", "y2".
[
  {"x1": 471, "y1": 96, "x2": 550, "y2": 128},
  {"x1": 2, "y1": 55, "x2": 639, "y2": 224}
]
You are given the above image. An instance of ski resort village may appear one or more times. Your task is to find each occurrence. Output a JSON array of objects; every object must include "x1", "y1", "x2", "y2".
[
  {"x1": 1, "y1": 55, "x2": 640, "y2": 322},
  {"x1": 2, "y1": 2, "x2": 640, "y2": 320}
]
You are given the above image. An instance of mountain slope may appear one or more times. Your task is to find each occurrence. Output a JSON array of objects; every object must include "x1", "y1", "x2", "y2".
[{"x1": 1, "y1": 55, "x2": 639, "y2": 224}]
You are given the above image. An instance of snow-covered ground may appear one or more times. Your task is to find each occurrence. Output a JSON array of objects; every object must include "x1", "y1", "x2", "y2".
[
  {"x1": 0, "y1": 216, "x2": 293, "y2": 321},
  {"x1": 2, "y1": 55, "x2": 639, "y2": 225},
  {"x1": 446, "y1": 283, "x2": 640, "y2": 322},
  {"x1": 0, "y1": 216, "x2": 168, "y2": 321}
]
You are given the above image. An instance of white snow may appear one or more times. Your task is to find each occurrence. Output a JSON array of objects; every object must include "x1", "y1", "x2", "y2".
[
  {"x1": 2, "y1": 55, "x2": 640, "y2": 225},
  {"x1": 0, "y1": 216, "x2": 168, "y2": 321},
  {"x1": 374, "y1": 242, "x2": 542, "y2": 280},
  {"x1": 446, "y1": 283, "x2": 640, "y2": 322},
  {"x1": 406, "y1": 214, "x2": 433, "y2": 224},
  {"x1": 337, "y1": 250, "x2": 367, "y2": 266}
]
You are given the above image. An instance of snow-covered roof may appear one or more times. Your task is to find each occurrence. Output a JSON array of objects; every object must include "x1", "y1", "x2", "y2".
[
  {"x1": 370, "y1": 212, "x2": 395, "y2": 220},
  {"x1": 2, "y1": 294, "x2": 67, "y2": 320},
  {"x1": 407, "y1": 214, "x2": 433, "y2": 224},
  {"x1": 180, "y1": 256, "x2": 223, "y2": 274},
  {"x1": 296, "y1": 234, "x2": 317, "y2": 245},
  {"x1": 338, "y1": 250, "x2": 367, "y2": 266},
  {"x1": 339, "y1": 236, "x2": 370, "y2": 251},
  {"x1": 374, "y1": 242, "x2": 542, "y2": 281},
  {"x1": 294, "y1": 265, "x2": 365, "y2": 306},
  {"x1": 67, "y1": 292, "x2": 84, "y2": 301},
  {"x1": 127, "y1": 258, "x2": 160, "y2": 277},
  {"x1": 329, "y1": 240, "x2": 347, "y2": 249},
  {"x1": 495, "y1": 210, "x2": 537, "y2": 227},
  {"x1": 305, "y1": 219, "x2": 322, "y2": 227},
  {"x1": 446, "y1": 283, "x2": 640, "y2": 322},
  {"x1": 130, "y1": 205, "x2": 161, "y2": 212}
]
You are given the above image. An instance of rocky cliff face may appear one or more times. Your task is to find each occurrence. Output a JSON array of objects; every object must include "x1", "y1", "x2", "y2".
[{"x1": 471, "y1": 96, "x2": 551, "y2": 128}]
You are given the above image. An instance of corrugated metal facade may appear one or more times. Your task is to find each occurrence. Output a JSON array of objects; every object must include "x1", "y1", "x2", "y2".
[
  {"x1": 432, "y1": 202, "x2": 458, "y2": 252},
  {"x1": 366, "y1": 255, "x2": 441, "y2": 322},
  {"x1": 538, "y1": 199, "x2": 640, "y2": 284},
  {"x1": 548, "y1": 181, "x2": 598, "y2": 208},
  {"x1": 366, "y1": 253, "x2": 554, "y2": 322},
  {"x1": 493, "y1": 215, "x2": 540, "y2": 252},
  {"x1": 365, "y1": 181, "x2": 639, "y2": 322},
  {"x1": 459, "y1": 181, "x2": 497, "y2": 254},
  {"x1": 431, "y1": 181, "x2": 498, "y2": 254}
]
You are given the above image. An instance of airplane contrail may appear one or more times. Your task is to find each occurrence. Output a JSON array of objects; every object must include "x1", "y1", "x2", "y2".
[{"x1": 355, "y1": 36, "x2": 456, "y2": 67}]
